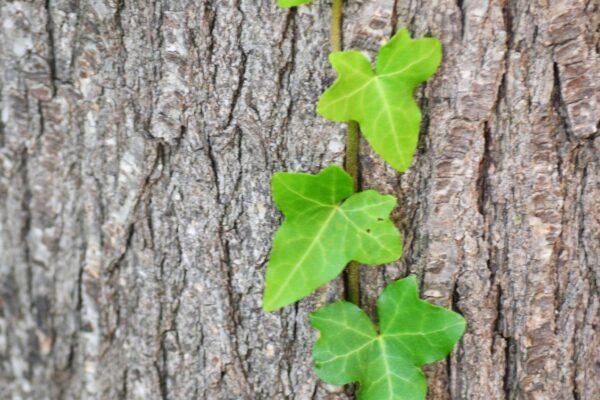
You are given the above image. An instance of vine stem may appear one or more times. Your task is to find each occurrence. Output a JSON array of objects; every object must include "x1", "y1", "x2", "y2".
[
  {"x1": 330, "y1": 0, "x2": 343, "y2": 52},
  {"x1": 331, "y1": 0, "x2": 361, "y2": 306}
]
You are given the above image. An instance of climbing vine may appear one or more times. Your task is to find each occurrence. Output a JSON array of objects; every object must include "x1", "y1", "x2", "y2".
[{"x1": 263, "y1": 1, "x2": 466, "y2": 398}]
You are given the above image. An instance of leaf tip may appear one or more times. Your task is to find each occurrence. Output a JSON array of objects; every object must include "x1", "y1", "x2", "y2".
[
  {"x1": 382, "y1": 192, "x2": 399, "y2": 209},
  {"x1": 262, "y1": 283, "x2": 283, "y2": 312},
  {"x1": 261, "y1": 297, "x2": 280, "y2": 313},
  {"x1": 396, "y1": 27, "x2": 411, "y2": 38},
  {"x1": 276, "y1": 0, "x2": 313, "y2": 8},
  {"x1": 456, "y1": 313, "x2": 468, "y2": 333}
]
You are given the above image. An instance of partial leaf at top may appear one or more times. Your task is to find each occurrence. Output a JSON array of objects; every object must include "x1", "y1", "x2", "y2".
[
  {"x1": 310, "y1": 276, "x2": 466, "y2": 399},
  {"x1": 317, "y1": 28, "x2": 442, "y2": 172},
  {"x1": 277, "y1": 0, "x2": 313, "y2": 7},
  {"x1": 262, "y1": 165, "x2": 402, "y2": 311}
]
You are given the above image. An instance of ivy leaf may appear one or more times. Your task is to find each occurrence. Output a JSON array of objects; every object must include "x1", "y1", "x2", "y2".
[
  {"x1": 317, "y1": 29, "x2": 442, "y2": 172},
  {"x1": 262, "y1": 165, "x2": 402, "y2": 311},
  {"x1": 277, "y1": 0, "x2": 313, "y2": 7},
  {"x1": 310, "y1": 276, "x2": 466, "y2": 399}
]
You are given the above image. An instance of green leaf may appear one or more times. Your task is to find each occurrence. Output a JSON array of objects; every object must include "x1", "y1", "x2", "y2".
[
  {"x1": 310, "y1": 276, "x2": 466, "y2": 400},
  {"x1": 277, "y1": 0, "x2": 313, "y2": 7},
  {"x1": 263, "y1": 165, "x2": 402, "y2": 311},
  {"x1": 317, "y1": 29, "x2": 442, "y2": 172}
]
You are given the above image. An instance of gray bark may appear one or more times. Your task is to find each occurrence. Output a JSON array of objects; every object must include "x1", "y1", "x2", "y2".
[{"x1": 0, "y1": 0, "x2": 598, "y2": 399}]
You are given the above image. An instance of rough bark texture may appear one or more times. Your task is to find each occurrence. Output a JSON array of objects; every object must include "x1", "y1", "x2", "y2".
[{"x1": 0, "y1": 0, "x2": 598, "y2": 399}]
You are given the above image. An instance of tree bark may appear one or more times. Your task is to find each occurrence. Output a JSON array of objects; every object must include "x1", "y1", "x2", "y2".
[{"x1": 0, "y1": 0, "x2": 598, "y2": 399}]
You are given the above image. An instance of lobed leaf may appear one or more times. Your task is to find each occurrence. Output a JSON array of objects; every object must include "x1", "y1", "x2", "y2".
[
  {"x1": 262, "y1": 165, "x2": 402, "y2": 311},
  {"x1": 317, "y1": 29, "x2": 442, "y2": 172},
  {"x1": 277, "y1": 0, "x2": 313, "y2": 7},
  {"x1": 310, "y1": 276, "x2": 466, "y2": 400}
]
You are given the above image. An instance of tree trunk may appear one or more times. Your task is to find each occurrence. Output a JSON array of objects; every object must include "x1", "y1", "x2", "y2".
[{"x1": 1, "y1": 0, "x2": 598, "y2": 399}]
